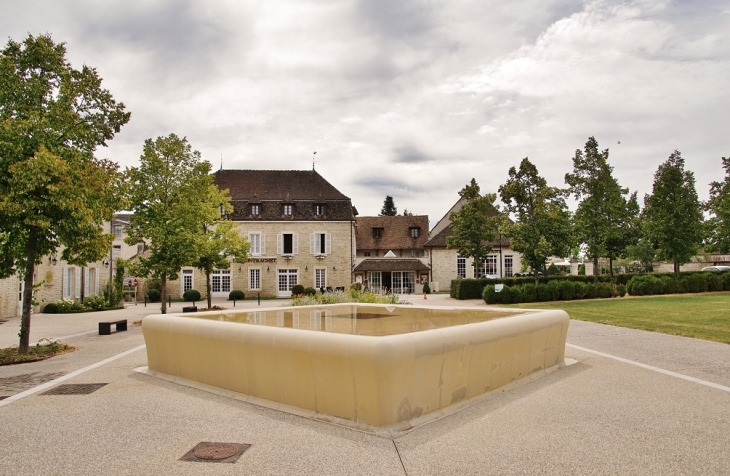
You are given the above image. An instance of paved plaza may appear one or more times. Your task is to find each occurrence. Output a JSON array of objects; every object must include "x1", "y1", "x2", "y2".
[{"x1": 1, "y1": 294, "x2": 729, "y2": 475}]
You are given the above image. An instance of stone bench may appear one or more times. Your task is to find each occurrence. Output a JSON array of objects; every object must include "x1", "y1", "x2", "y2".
[{"x1": 98, "y1": 319, "x2": 128, "y2": 335}]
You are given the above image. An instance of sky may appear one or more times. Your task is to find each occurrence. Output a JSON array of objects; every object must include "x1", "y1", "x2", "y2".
[{"x1": 2, "y1": 0, "x2": 729, "y2": 226}]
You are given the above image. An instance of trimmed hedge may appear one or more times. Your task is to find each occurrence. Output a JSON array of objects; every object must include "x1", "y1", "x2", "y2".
[
  {"x1": 626, "y1": 271, "x2": 730, "y2": 297},
  {"x1": 303, "y1": 287, "x2": 317, "y2": 296},
  {"x1": 183, "y1": 289, "x2": 201, "y2": 302},
  {"x1": 147, "y1": 289, "x2": 161, "y2": 302},
  {"x1": 43, "y1": 302, "x2": 60, "y2": 313},
  {"x1": 291, "y1": 284, "x2": 305, "y2": 295},
  {"x1": 228, "y1": 290, "x2": 245, "y2": 300}
]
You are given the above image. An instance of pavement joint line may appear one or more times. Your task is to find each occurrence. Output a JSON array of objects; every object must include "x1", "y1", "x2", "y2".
[
  {"x1": 35, "y1": 329, "x2": 97, "y2": 344},
  {"x1": 0, "y1": 344, "x2": 146, "y2": 408},
  {"x1": 567, "y1": 343, "x2": 730, "y2": 394}
]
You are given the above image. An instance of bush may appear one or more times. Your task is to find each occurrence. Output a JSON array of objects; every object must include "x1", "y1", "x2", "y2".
[
  {"x1": 521, "y1": 283, "x2": 536, "y2": 303},
  {"x1": 584, "y1": 283, "x2": 597, "y2": 299},
  {"x1": 303, "y1": 287, "x2": 317, "y2": 296},
  {"x1": 350, "y1": 282, "x2": 362, "y2": 291},
  {"x1": 423, "y1": 281, "x2": 431, "y2": 294},
  {"x1": 228, "y1": 290, "x2": 245, "y2": 300},
  {"x1": 546, "y1": 280, "x2": 561, "y2": 301},
  {"x1": 596, "y1": 282, "x2": 613, "y2": 299},
  {"x1": 83, "y1": 295, "x2": 107, "y2": 311},
  {"x1": 574, "y1": 282, "x2": 587, "y2": 299},
  {"x1": 535, "y1": 284, "x2": 552, "y2": 302},
  {"x1": 291, "y1": 284, "x2": 305, "y2": 296},
  {"x1": 483, "y1": 285, "x2": 497, "y2": 304},
  {"x1": 502, "y1": 285, "x2": 523, "y2": 304},
  {"x1": 183, "y1": 289, "x2": 201, "y2": 302},
  {"x1": 558, "y1": 280, "x2": 576, "y2": 301},
  {"x1": 147, "y1": 289, "x2": 161, "y2": 302},
  {"x1": 617, "y1": 284, "x2": 627, "y2": 297},
  {"x1": 578, "y1": 264, "x2": 586, "y2": 275},
  {"x1": 43, "y1": 302, "x2": 60, "y2": 314},
  {"x1": 707, "y1": 274, "x2": 724, "y2": 292}
]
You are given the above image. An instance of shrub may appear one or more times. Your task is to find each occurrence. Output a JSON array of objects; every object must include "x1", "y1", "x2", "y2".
[
  {"x1": 578, "y1": 264, "x2": 586, "y2": 275},
  {"x1": 423, "y1": 281, "x2": 431, "y2": 294},
  {"x1": 483, "y1": 285, "x2": 497, "y2": 304},
  {"x1": 617, "y1": 284, "x2": 627, "y2": 297},
  {"x1": 596, "y1": 282, "x2": 613, "y2": 299},
  {"x1": 291, "y1": 284, "x2": 305, "y2": 296},
  {"x1": 574, "y1": 282, "x2": 587, "y2": 299},
  {"x1": 56, "y1": 298, "x2": 78, "y2": 313},
  {"x1": 521, "y1": 283, "x2": 536, "y2": 303},
  {"x1": 547, "y1": 263, "x2": 559, "y2": 275},
  {"x1": 558, "y1": 280, "x2": 575, "y2": 301},
  {"x1": 707, "y1": 274, "x2": 724, "y2": 292},
  {"x1": 681, "y1": 274, "x2": 701, "y2": 293},
  {"x1": 303, "y1": 287, "x2": 317, "y2": 296},
  {"x1": 546, "y1": 280, "x2": 561, "y2": 301},
  {"x1": 584, "y1": 283, "x2": 597, "y2": 299},
  {"x1": 147, "y1": 289, "x2": 161, "y2": 302},
  {"x1": 502, "y1": 285, "x2": 523, "y2": 304},
  {"x1": 350, "y1": 282, "x2": 362, "y2": 291},
  {"x1": 722, "y1": 272, "x2": 730, "y2": 291},
  {"x1": 183, "y1": 289, "x2": 201, "y2": 302},
  {"x1": 43, "y1": 302, "x2": 60, "y2": 314},
  {"x1": 83, "y1": 295, "x2": 107, "y2": 311},
  {"x1": 535, "y1": 284, "x2": 552, "y2": 302},
  {"x1": 228, "y1": 290, "x2": 245, "y2": 300}
]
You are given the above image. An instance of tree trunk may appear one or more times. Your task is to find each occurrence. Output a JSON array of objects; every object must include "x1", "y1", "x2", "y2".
[
  {"x1": 593, "y1": 256, "x2": 599, "y2": 284},
  {"x1": 19, "y1": 231, "x2": 37, "y2": 355},
  {"x1": 674, "y1": 261, "x2": 680, "y2": 279},
  {"x1": 609, "y1": 257, "x2": 614, "y2": 278},
  {"x1": 206, "y1": 269, "x2": 212, "y2": 309},
  {"x1": 160, "y1": 273, "x2": 167, "y2": 314}
]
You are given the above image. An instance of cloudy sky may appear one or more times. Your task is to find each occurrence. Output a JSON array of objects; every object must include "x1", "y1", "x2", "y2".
[{"x1": 2, "y1": 0, "x2": 728, "y2": 224}]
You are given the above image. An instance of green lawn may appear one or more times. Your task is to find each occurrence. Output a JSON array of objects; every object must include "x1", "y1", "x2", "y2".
[{"x1": 504, "y1": 292, "x2": 730, "y2": 344}]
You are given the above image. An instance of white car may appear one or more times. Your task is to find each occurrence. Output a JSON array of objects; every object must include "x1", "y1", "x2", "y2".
[{"x1": 701, "y1": 266, "x2": 730, "y2": 271}]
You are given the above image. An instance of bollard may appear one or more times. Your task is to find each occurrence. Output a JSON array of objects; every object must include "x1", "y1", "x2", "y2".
[
  {"x1": 233, "y1": 297, "x2": 236, "y2": 307},
  {"x1": 168, "y1": 295, "x2": 171, "y2": 308},
  {"x1": 144, "y1": 296, "x2": 147, "y2": 307},
  {"x1": 258, "y1": 293, "x2": 260, "y2": 306}
]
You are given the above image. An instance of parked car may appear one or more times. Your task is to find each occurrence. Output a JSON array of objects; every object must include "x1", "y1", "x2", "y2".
[{"x1": 701, "y1": 266, "x2": 730, "y2": 271}]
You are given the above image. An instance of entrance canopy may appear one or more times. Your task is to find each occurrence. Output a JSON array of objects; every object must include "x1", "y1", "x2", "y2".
[{"x1": 354, "y1": 259, "x2": 430, "y2": 272}]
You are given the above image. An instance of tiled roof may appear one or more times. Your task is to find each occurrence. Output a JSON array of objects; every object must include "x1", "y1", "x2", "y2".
[
  {"x1": 354, "y1": 259, "x2": 430, "y2": 272},
  {"x1": 356, "y1": 215, "x2": 429, "y2": 250},
  {"x1": 424, "y1": 223, "x2": 510, "y2": 248},
  {"x1": 213, "y1": 169, "x2": 354, "y2": 221}
]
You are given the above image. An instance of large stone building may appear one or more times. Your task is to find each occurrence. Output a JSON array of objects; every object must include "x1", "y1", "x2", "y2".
[
  {"x1": 425, "y1": 199, "x2": 522, "y2": 292},
  {"x1": 353, "y1": 215, "x2": 430, "y2": 294},
  {"x1": 168, "y1": 169, "x2": 358, "y2": 298}
]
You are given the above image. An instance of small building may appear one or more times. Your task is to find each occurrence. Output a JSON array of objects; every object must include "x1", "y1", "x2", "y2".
[
  {"x1": 425, "y1": 199, "x2": 522, "y2": 292},
  {"x1": 353, "y1": 215, "x2": 431, "y2": 294}
]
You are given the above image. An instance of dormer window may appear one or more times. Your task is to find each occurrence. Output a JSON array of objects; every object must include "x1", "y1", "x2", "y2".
[
  {"x1": 251, "y1": 204, "x2": 260, "y2": 216},
  {"x1": 372, "y1": 227, "x2": 384, "y2": 239},
  {"x1": 315, "y1": 204, "x2": 326, "y2": 216},
  {"x1": 409, "y1": 227, "x2": 420, "y2": 238},
  {"x1": 283, "y1": 204, "x2": 293, "y2": 216}
]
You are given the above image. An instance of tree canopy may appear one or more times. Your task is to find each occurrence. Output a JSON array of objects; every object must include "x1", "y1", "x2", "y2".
[
  {"x1": 0, "y1": 34, "x2": 129, "y2": 353},
  {"x1": 380, "y1": 195, "x2": 397, "y2": 216},
  {"x1": 499, "y1": 158, "x2": 572, "y2": 282},
  {"x1": 706, "y1": 156, "x2": 730, "y2": 253},
  {"x1": 642, "y1": 151, "x2": 704, "y2": 277},
  {"x1": 565, "y1": 137, "x2": 637, "y2": 281},
  {"x1": 447, "y1": 178, "x2": 499, "y2": 273},
  {"x1": 125, "y1": 134, "x2": 215, "y2": 313}
]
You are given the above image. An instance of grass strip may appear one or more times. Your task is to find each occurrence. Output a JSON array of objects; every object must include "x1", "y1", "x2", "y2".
[
  {"x1": 505, "y1": 292, "x2": 730, "y2": 344},
  {"x1": 0, "y1": 339, "x2": 76, "y2": 366}
]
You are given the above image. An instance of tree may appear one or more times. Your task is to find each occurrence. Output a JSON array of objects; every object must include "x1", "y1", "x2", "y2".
[
  {"x1": 401, "y1": 209, "x2": 414, "y2": 216},
  {"x1": 125, "y1": 134, "x2": 215, "y2": 313},
  {"x1": 446, "y1": 178, "x2": 500, "y2": 275},
  {"x1": 0, "y1": 34, "x2": 129, "y2": 354},
  {"x1": 625, "y1": 238, "x2": 655, "y2": 272},
  {"x1": 499, "y1": 158, "x2": 572, "y2": 284},
  {"x1": 642, "y1": 151, "x2": 704, "y2": 278},
  {"x1": 565, "y1": 137, "x2": 637, "y2": 283},
  {"x1": 192, "y1": 185, "x2": 250, "y2": 309},
  {"x1": 706, "y1": 156, "x2": 730, "y2": 253},
  {"x1": 380, "y1": 195, "x2": 397, "y2": 216}
]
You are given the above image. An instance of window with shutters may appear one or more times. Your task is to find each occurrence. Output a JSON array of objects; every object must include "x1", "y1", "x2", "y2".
[
  {"x1": 249, "y1": 232, "x2": 265, "y2": 256},
  {"x1": 277, "y1": 233, "x2": 298, "y2": 255},
  {"x1": 310, "y1": 232, "x2": 331, "y2": 255}
]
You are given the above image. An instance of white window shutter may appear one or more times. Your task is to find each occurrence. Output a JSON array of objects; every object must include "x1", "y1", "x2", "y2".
[
  {"x1": 95, "y1": 269, "x2": 100, "y2": 296},
  {"x1": 293, "y1": 233, "x2": 298, "y2": 255},
  {"x1": 84, "y1": 268, "x2": 90, "y2": 297},
  {"x1": 62, "y1": 267, "x2": 67, "y2": 299},
  {"x1": 310, "y1": 233, "x2": 316, "y2": 255},
  {"x1": 325, "y1": 233, "x2": 331, "y2": 255},
  {"x1": 75, "y1": 267, "x2": 81, "y2": 298},
  {"x1": 277, "y1": 233, "x2": 282, "y2": 255},
  {"x1": 261, "y1": 234, "x2": 266, "y2": 255}
]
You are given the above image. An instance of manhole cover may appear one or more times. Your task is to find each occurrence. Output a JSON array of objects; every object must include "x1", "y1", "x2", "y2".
[
  {"x1": 180, "y1": 442, "x2": 251, "y2": 463},
  {"x1": 194, "y1": 444, "x2": 240, "y2": 460},
  {"x1": 40, "y1": 383, "x2": 107, "y2": 395}
]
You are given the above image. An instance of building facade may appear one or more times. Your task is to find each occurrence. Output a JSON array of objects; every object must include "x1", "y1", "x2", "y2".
[
  {"x1": 167, "y1": 169, "x2": 357, "y2": 298},
  {"x1": 353, "y1": 215, "x2": 430, "y2": 294}
]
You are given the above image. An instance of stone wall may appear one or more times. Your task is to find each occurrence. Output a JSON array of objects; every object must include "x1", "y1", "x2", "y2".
[{"x1": 429, "y1": 248, "x2": 522, "y2": 292}]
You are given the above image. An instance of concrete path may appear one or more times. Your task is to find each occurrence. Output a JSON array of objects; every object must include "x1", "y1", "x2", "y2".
[{"x1": 0, "y1": 294, "x2": 728, "y2": 475}]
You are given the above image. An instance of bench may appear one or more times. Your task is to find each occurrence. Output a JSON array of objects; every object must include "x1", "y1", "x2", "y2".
[{"x1": 99, "y1": 319, "x2": 128, "y2": 335}]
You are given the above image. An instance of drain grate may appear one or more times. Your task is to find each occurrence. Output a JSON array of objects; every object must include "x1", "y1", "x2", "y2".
[
  {"x1": 180, "y1": 442, "x2": 251, "y2": 464},
  {"x1": 40, "y1": 383, "x2": 108, "y2": 396}
]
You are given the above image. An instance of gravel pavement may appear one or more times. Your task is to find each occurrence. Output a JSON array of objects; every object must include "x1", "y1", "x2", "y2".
[{"x1": 0, "y1": 294, "x2": 728, "y2": 475}]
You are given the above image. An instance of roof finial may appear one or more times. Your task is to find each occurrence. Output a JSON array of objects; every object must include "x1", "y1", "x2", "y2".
[
  {"x1": 312, "y1": 151, "x2": 317, "y2": 171},
  {"x1": 220, "y1": 153, "x2": 223, "y2": 171}
]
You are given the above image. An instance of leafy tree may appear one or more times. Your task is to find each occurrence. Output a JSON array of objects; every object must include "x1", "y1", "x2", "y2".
[
  {"x1": 565, "y1": 137, "x2": 637, "y2": 283},
  {"x1": 499, "y1": 158, "x2": 572, "y2": 284},
  {"x1": 447, "y1": 178, "x2": 500, "y2": 275},
  {"x1": 193, "y1": 185, "x2": 250, "y2": 309},
  {"x1": 706, "y1": 156, "x2": 730, "y2": 253},
  {"x1": 625, "y1": 238, "x2": 655, "y2": 272},
  {"x1": 642, "y1": 151, "x2": 704, "y2": 278},
  {"x1": 0, "y1": 34, "x2": 129, "y2": 354},
  {"x1": 125, "y1": 134, "x2": 215, "y2": 313},
  {"x1": 380, "y1": 195, "x2": 397, "y2": 216}
]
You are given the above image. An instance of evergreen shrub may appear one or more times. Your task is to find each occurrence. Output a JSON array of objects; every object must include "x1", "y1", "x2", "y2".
[
  {"x1": 183, "y1": 289, "x2": 201, "y2": 302},
  {"x1": 43, "y1": 302, "x2": 60, "y2": 313},
  {"x1": 291, "y1": 284, "x2": 305, "y2": 295},
  {"x1": 228, "y1": 290, "x2": 245, "y2": 300}
]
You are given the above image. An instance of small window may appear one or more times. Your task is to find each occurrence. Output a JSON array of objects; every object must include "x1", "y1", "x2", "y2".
[
  {"x1": 409, "y1": 227, "x2": 420, "y2": 238},
  {"x1": 316, "y1": 204, "x2": 325, "y2": 216},
  {"x1": 364, "y1": 251, "x2": 371, "y2": 257},
  {"x1": 112, "y1": 225, "x2": 123, "y2": 240},
  {"x1": 137, "y1": 242, "x2": 145, "y2": 255},
  {"x1": 457, "y1": 257, "x2": 466, "y2": 279},
  {"x1": 251, "y1": 204, "x2": 260, "y2": 216},
  {"x1": 283, "y1": 204, "x2": 293, "y2": 216},
  {"x1": 250, "y1": 233, "x2": 262, "y2": 255},
  {"x1": 372, "y1": 228, "x2": 384, "y2": 239}
]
